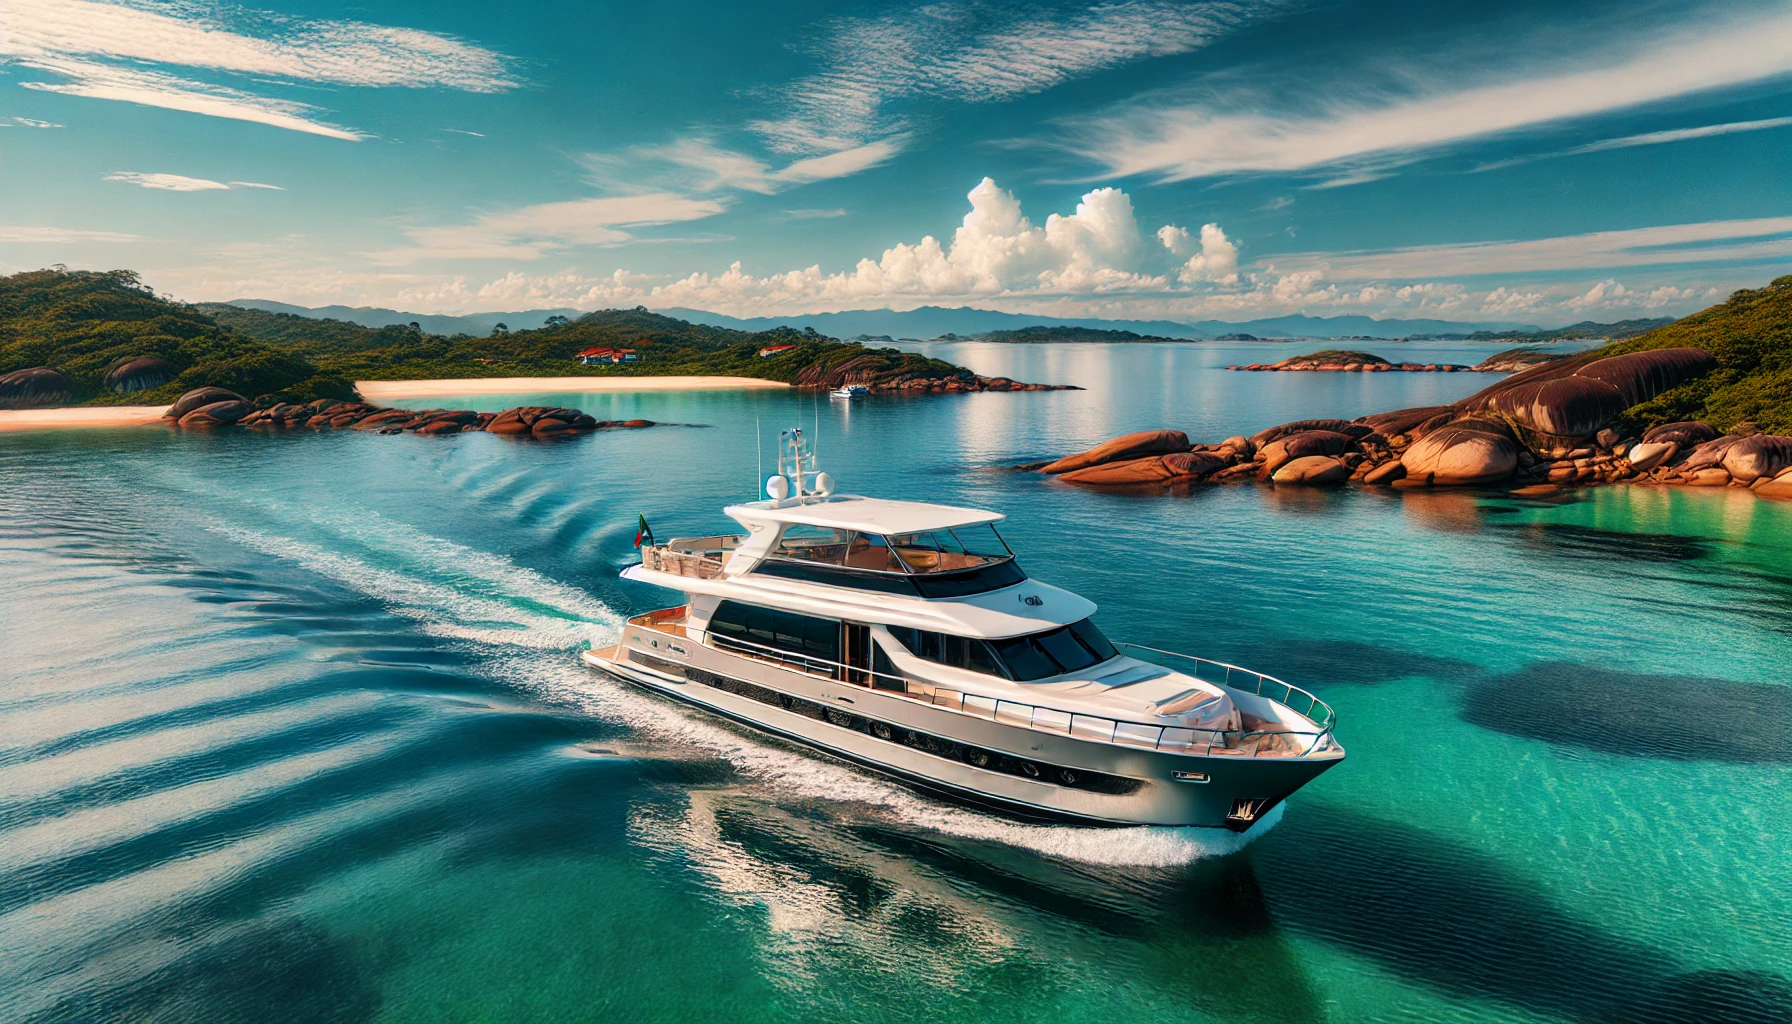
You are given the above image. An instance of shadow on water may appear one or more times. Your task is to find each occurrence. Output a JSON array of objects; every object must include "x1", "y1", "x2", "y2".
[
  {"x1": 1490, "y1": 522, "x2": 1715, "y2": 563},
  {"x1": 1255, "y1": 804, "x2": 1792, "y2": 1023},
  {"x1": 1460, "y1": 661, "x2": 1792, "y2": 763},
  {"x1": 1223, "y1": 638, "x2": 1483, "y2": 688}
]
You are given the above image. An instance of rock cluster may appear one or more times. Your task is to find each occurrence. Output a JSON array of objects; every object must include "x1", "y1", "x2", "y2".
[
  {"x1": 159, "y1": 388, "x2": 653, "y2": 439},
  {"x1": 1228, "y1": 356, "x2": 1473, "y2": 372},
  {"x1": 1033, "y1": 344, "x2": 1791, "y2": 499},
  {"x1": 792, "y1": 357, "x2": 1073, "y2": 393},
  {"x1": 0, "y1": 367, "x2": 75, "y2": 409},
  {"x1": 105, "y1": 356, "x2": 176, "y2": 393}
]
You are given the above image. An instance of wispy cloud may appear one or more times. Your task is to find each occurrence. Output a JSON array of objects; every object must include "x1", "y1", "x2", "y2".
[
  {"x1": 368, "y1": 193, "x2": 729, "y2": 264},
  {"x1": 0, "y1": 0, "x2": 515, "y2": 138},
  {"x1": 752, "y1": 0, "x2": 1286, "y2": 155},
  {"x1": 1074, "y1": 8, "x2": 1792, "y2": 181},
  {"x1": 783, "y1": 208, "x2": 848, "y2": 220},
  {"x1": 1474, "y1": 115, "x2": 1792, "y2": 172},
  {"x1": 635, "y1": 137, "x2": 902, "y2": 195},
  {"x1": 1270, "y1": 216, "x2": 1792, "y2": 280},
  {"x1": 0, "y1": 225, "x2": 144, "y2": 242},
  {"x1": 4, "y1": 115, "x2": 62, "y2": 127},
  {"x1": 105, "y1": 171, "x2": 282, "y2": 191}
]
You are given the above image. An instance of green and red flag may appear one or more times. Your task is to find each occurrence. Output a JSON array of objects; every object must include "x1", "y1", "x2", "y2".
[{"x1": 634, "y1": 513, "x2": 655, "y2": 549}]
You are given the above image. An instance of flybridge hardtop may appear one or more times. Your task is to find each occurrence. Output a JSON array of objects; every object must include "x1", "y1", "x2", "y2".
[{"x1": 587, "y1": 427, "x2": 1343, "y2": 829}]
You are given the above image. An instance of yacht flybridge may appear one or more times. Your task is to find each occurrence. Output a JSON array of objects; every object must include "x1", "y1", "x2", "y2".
[{"x1": 583, "y1": 429, "x2": 1343, "y2": 829}]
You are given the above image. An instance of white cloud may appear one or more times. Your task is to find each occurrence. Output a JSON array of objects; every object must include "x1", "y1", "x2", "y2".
[
  {"x1": 369, "y1": 193, "x2": 730, "y2": 264},
  {"x1": 1160, "y1": 222, "x2": 1238, "y2": 284},
  {"x1": 0, "y1": 0, "x2": 514, "y2": 137},
  {"x1": 0, "y1": 225, "x2": 143, "y2": 242},
  {"x1": 1269, "y1": 216, "x2": 1792, "y2": 280},
  {"x1": 751, "y1": 1, "x2": 1281, "y2": 155},
  {"x1": 105, "y1": 171, "x2": 283, "y2": 191},
  {"x1": 633, "y1": 137, "x2": 902, "y2": 196},
  {"x1": 784, "y1": 208, "x2": 848, "y2": 220},
  {"x1": 1475, "y1": 115, "x2": 1792, "y2": 172},
  {"x1": 1076, "y1": 8, "x2": 1792, "y2": 181}
]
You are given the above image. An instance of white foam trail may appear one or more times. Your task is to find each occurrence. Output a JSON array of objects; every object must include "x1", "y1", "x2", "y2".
[
  {"x1": 498, "y1": 657, "x2": 1275, "y2": 867},
  {"x1": 204, "y1": 522, "x2": 611, "y2": 652}
]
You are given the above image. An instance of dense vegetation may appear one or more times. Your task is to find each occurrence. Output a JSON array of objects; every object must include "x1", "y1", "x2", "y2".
[
  {"x1": 1602, "y1": 275, "x2": 1792, "y2": 434},
  {"x1": 1417, "y1": 318, "x2": 1674, "y2": 342},
  {"x1": 0, "y1": 269, "x2": 973, "y2": 406},
  {"x1": 973, "y1": 325, "x2": 1179, "y2": 343},
  {"x1": 0, "y1": 270, "x2": 353, "y2": 405}
]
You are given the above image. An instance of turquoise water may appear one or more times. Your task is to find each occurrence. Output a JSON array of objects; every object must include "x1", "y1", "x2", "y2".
[{"x1": 3, "y1": 340, "x2": 1790, "y2": 1023}]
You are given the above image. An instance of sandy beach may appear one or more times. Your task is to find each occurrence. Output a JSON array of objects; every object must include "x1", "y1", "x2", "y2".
[
  {"x1": 0, "y1": 406, "x2": 171, "y2": 433},
  {"x1": 356, "y1": 375, "x2": 790, "y2": 400}
]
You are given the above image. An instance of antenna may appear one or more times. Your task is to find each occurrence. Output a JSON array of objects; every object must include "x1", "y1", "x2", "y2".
[{"x1": 755, "y1": 413, "x2": 763, "y2": 498}]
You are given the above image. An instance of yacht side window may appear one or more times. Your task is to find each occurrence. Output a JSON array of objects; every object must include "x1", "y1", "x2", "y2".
[
  {"x1": 887, "y1": 618, "x2": 1118, "y2": 681},
  {"x1": 708, "y1": 600, "x2": 840, "y2": 663},
  {"x1": 769, "y1": 525, "x2": 853, "y2": 565}
]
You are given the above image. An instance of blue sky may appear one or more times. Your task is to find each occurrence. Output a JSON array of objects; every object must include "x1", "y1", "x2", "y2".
[{"x1": 3, "y1": 0, "x2": 1791, "y2": 325}]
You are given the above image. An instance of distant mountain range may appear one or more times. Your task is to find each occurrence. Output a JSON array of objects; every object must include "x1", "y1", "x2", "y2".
[
  {"x1": 226, "y1": 298, "x2": 1545, "y2": 341},
  {"x1": 226, "y1": 299, "x2": 583, "y2": 337}
]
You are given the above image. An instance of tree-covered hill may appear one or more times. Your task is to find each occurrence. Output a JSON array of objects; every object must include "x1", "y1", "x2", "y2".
[
  {"x1": 1599, "y1": 275, "x2": 1792, "y2": 434},
  {"x1": 0, "y1": 270, "x2": 350, "y2": 405},
  {"x1": 0, "y1": 268, "x2": 997, "y2": 407}
]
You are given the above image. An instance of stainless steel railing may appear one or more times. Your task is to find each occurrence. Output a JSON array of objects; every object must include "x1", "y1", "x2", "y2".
[{"x1": 619, "y1": 614, "x2": 1338, "y2": 759}]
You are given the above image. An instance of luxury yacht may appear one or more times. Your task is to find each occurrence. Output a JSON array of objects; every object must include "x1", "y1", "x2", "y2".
[
  {"x1": 583, "y1": 429, "x2": 1344, "y2": 830},
  {"x1": 829, "y1": 384, "x2": 869, "y2": 400}
]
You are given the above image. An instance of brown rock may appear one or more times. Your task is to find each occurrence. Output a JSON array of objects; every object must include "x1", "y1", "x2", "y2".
[
  {"x1": 105, "y1": 357, "x2": 176, "y2": 394},
  {"x1": 1248, "y1": 419, "x2": 1359, "y2": 447},
  {"x1": 176, "y1": 399, "x2": 254, "y2": 428},
  {"x1": 1642, "y1": 421, "x2": 1718, "y2": 447},
  {"x1": 1040, "y1": 429, "x2": 1191, "y2": 474},
  {"x1": 1626, "y1": 441, "x2": 1678, "y2": 471},
  {"x1": 1402, "y1": 419, "x2": 1520, "y2": 485},
  {"x1": 1219, "y1": 435, "x2": 1254, "y2": 458},
  {"x1": 1684, "y1": 467, "x2": 1732, "y2": 486},
  {"x1": 1720, "y1": 434, "x2": 1792, "y2": 484},
  {"x1": 1272, "y1": 455, "x2": 1349, "y2": 486},
  {"x1": 166, "y1": 386, "x2": 246, "y2": 420},
  {"x1": 1162, "y1": 451, "x2": 1230, "y2": 480},
  {"x1": 1057, "y1": 455, "x2": 1176, "y2": 486},
  {"x1": 417, "y1": 420, "x2": 463, "y2": 435},
  {"x1": 1363, "y1": 461, "x2": 1407, "y2": 485}
]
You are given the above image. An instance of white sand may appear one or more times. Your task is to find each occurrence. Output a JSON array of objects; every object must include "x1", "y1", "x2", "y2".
[
  {"x1": 356, "y1": 375, "x2": 789, "y2": 399},
  {"x1": 0, "y1": 406, "x2": 171, "y2": 433}
]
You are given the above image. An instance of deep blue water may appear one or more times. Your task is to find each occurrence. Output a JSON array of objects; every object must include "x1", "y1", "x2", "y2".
[{"x1": 3, "y1": 340, "x2": 1790, "y2": 1023}]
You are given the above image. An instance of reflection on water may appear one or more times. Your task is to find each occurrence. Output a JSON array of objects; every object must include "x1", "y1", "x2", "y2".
[{"x1": 3, "y1": 343, "x2": 1791, "y2": 1021}]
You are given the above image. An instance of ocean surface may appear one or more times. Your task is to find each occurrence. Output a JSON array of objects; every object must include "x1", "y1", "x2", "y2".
[{"x1": 4, "y1": 339, "x2": 1790, "y2": 1023}]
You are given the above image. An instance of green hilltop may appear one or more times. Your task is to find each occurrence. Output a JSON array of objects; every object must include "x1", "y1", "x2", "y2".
[
  {"x1": 1599, "y1": 275, "x2": 1792, "y2": 434},
  {"x1": 0, "y1": 268, "x2": 975, "y2": 406}
]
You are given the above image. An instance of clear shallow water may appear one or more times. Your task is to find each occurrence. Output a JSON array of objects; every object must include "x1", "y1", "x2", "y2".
[{"x1": 3, "y1": 342, "x2": 1790, "y2": 1023}]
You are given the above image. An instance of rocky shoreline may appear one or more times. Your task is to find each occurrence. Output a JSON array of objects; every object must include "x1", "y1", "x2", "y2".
[
  {"x1": 1027, "y1": 345, "x2": 1792, "y2": 500},
  {"x1": 791, "y1": 358, "x2": 1074, "y2": 393},
  {"x1": 160, "y1": 387, "x2": 654, "y2": 439},
  {"x1": 1225, "y1": 347, "x2": 1567, "y2": 374}
]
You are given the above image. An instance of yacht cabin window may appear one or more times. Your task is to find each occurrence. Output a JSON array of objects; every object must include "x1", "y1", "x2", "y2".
[
  {"x1": 707, "y1": 600, "x2": 840, "y2": 663},
  {"x1": 886, "y1": 618, "x2": 1117, "y2": 681},
  {"x1": 754, "y1": 521, "x2": 1025, "y2": 597}
]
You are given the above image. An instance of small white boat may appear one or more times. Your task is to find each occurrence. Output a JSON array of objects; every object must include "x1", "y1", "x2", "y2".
[
  {"x1": 584, "y1": 428, "x2": 1343, "y2": 829},
  {"x1": 830, "y1": 385, "x2": 870, "y2": 399}
]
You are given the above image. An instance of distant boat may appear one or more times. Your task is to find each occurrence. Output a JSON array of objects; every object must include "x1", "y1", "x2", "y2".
[{"x1": 830, "y1": 384, "x2": 870, "y2": 399}]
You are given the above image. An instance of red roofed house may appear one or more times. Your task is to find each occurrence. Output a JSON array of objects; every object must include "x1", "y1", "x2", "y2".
[{"x1": 577, "y1": 347, "x2": 639, "y2": 365}]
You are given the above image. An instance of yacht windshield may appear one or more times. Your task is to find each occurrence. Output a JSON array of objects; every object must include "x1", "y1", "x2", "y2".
[
  {"x1": 887, "y1": 618, "x2": 1117, "y2": 681},
  {"x1": 888, "y1": 523, "x2": 1012, "y2": 574}
]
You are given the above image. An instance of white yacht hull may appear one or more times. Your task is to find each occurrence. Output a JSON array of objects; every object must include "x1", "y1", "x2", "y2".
[{"x1": 582, "y1": 637, "x2": 1340, "y2": 829}]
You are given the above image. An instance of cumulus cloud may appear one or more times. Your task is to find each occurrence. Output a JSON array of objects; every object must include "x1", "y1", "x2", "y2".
[
  {"x1": 0, "y1": 0, "x2": 514, "y2": 138},
  {"x1": 369, "y1": 193, "x2": 729, "y2": 264},
  {"x1": 104, "y1": 171, "x2": 282, "y2": 191},
  {"x1": 1075, "y1": 7, "x2": 1792, "y2": 182},
  {"x1": 1160, "y1": 222, "x2": 1238, "y2": 284}
]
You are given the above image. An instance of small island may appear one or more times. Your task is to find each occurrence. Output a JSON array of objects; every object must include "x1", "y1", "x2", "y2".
[{"x1": 1227, "y1": 347, "x2": 1573, "y2": 373}]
